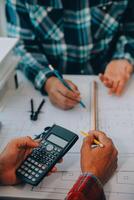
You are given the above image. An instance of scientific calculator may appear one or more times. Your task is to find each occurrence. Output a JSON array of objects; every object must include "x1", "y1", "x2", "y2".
[{"x1": 16, "y1": 124, "x2": 79, "y2": 185}]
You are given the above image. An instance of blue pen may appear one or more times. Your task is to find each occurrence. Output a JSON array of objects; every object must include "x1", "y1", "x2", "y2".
[{"x1": 48, "y1": 65, "x2": 86, "y2": 108}]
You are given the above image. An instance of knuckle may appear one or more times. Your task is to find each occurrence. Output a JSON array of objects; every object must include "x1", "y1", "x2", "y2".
[
  {"x1": 107, "y1": 138, "x2": 114, "y2": 148},
  {"x1": 114, "y1": 148, "x2": 118, "y2": 157},
  {"x1": 98, "y1": 130, "x2": 106, "y2": 136},
  {"x1": 107, "y1": 137, "x2": 113, "y2": 143}
]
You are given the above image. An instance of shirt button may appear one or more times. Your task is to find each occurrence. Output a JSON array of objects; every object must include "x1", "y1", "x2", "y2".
[
  {"x1": 102, "y1": 6, "x2": 107, "y2": 11},
  {"x1": 80, "y1": 70, "x2": 84, "y2": 74}
]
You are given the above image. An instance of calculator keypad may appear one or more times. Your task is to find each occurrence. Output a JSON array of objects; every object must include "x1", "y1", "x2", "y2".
[{"x1": 17, "y1": 139, "x2": 62, "y2": 183}]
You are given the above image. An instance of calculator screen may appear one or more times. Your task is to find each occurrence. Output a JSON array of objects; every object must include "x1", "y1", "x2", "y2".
[{"x1": 47, "y1": 134, "x2": 68, "y2": 148}]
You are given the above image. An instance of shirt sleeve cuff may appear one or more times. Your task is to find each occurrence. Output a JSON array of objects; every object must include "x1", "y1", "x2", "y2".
[
  {"x1": 34, "y1": 68, "x2": 62, "y2": 94},
  {"x1": 82, "y1": 172, "x2": 103, "y2": 188},
  {"x1": 112, "y1": 52, "x2": 134, "y2": 67},
  {"x1": 66, "y1": 172, "x2": 106, "y2": 200}
]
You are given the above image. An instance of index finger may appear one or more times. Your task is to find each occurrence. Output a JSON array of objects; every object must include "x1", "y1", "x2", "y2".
[
  {"x1": 17, "y1": 136, "x2": 39, "y2": 149},
  {"x1": 115, "y1": 80, "x2": 126, "y2": 96},
  {"x1": 99, "y1": 73, "x2": 109, "y2": 83},
  {"x1": 88, "y1": 130, "x2": 112, "y2": 146},
  {"x1": 81, "y1": 134, "x2": 96, "y2": 151},
  {"x1": 58, "y1": 84, "x2": 81, "y2": 101}
]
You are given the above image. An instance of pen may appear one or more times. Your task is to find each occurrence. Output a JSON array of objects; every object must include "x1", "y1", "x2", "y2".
[
  {"x1": 48, "y1": 65, "x2": 86, "y2": 108},
  {"x1": 80, "y1": 131, "x2": 104, "y2": 148},
  {"x1": 32, "y1": 99, "x2": 45, "y2": 121},
  {"x1": 30, "y1": 99, "x2": 34, "y2": 120},
  {"x1": 14, "y1": 73, "x2": 19, "y2": 89}
]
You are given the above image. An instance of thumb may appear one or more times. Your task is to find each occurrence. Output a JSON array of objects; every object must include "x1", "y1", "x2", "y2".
[{"x1": 17, "y1": 136, "x2": 39, "y2": 149}]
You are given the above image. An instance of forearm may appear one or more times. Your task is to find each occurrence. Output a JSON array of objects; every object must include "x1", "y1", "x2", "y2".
[
  {"x1": 6, "y1": 1, "x2": 54, "y2": 92},
  {"x1": 13, "y1": 40, "x2": 53, "y2": 91},
  {"x1": 65, "y1": 173, "x2": 106, "y2": 200}
]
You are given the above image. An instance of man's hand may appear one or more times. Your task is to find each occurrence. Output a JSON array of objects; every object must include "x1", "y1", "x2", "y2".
[
  {"x1": 99, "y1": 59, "x2": 133, "y2": 95},
  {"x1": 81, "y1": 131, "x2": 118, "y2": 185},
  {"x1": 0, "y1": 137, "x2": 39, "y2": 185},
  {"x1": 45, "y1": 77, "x2": 81, "y2": 110},
  {"x1": 0, "y1": 137, "x2": 58, "y2": 185}
]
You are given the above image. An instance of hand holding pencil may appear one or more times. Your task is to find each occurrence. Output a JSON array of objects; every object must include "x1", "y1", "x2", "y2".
[
  {"x1": 80, "y1": 131, "x2": 104, "y2": 147},
  {"x1": 45, "y1": 67, "x2": 84, "y2": 110},
  {"x1": 80, "y1": 130, "x2": 118, "y2": 184},
  {"x1": 47, "y1": 65, "x2": 86, "y2": 108}
]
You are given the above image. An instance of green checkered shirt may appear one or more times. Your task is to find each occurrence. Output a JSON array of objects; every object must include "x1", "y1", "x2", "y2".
[{"x1": 6, "y1": 0, "x2": 134, "y2": 92}]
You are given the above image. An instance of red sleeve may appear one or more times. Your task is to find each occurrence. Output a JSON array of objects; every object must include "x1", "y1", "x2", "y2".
[{"x1": 65, "y1": 173, "x2": 106, "y2": 200}]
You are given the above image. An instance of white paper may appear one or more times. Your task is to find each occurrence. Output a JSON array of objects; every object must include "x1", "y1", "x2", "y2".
[{"x1": 0, "y1": 73, "x2": 134, "y2": 199}]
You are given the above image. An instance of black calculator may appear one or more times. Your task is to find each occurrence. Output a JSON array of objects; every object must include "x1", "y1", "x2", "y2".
[{"x1": 16, "y1": 124, "x2": 79, "y2": 185}]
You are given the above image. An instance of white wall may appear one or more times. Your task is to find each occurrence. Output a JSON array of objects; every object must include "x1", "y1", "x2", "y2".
[{"x1": 0, "y1": 0, "x2": 6, "y2": 36}]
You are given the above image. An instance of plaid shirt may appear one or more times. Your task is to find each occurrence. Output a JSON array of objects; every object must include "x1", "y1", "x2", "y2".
[
  {"x1": 6, "y1": 0, "x2": 134, "y2": 92},
  {"x1": 66, "y1": 173, "x2": 106, "y2": 200}
]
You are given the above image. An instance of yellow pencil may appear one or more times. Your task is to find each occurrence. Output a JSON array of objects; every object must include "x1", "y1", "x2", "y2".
[{"x1": 80, "y1": 131, "x2": 104, "y2": 148}]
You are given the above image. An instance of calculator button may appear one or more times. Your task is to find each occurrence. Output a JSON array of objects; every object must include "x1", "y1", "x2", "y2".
[
  {"x1": 21, "y1": 171, "x2": 25, "y2": 175},
  {"x1": 24, "y1": 167, "x2": 28, "y2": 171},
  {"x1": 46, "y1": 144, "x2": 54, "y2": 152},
  {"x1": 28, "y1": 175, "x2": 32, "y2": 179},
  {"x1": 28, "y1": 163, "x2": 32, "y2": 167},
  {"x1": 27, "y1": 158, "x2": 32, "y2": 162},
  {"x1": 35, "y1": 168, "x2": 39, "y2": 171},
  {"x1": 21, "y1": 165, "x2": 25, "y2": 169},
  {"x1": 35, "y1": 174, "x2": 39, "y2": 178},
  {"x1": 18, "y1": 169, "x2": 21, "y2": 173},
  {"x1": 25, "y1": 173, "x2": 28, "y2": 177},
  {"x1": 41, "y1": 165, "x2": 46, "y2": 170},
  {"x1": 35, "y1": 162, "x2": 38, "y2": 165},
  {"x1": 39, "y1": 170, "x2": 43, "y2": 174},
  {"x1": 32, "y1": 171, "x2": 36, "y2": 175},
  {"x1": 32, "y1": 178, "x2": 36, "y2": 182},
  {"x1": 28, "y1": 169, "x2": 32, "y2": 173},
  {"x1": 31, "y1": 166, "x2": 35, "y2": 169}
]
